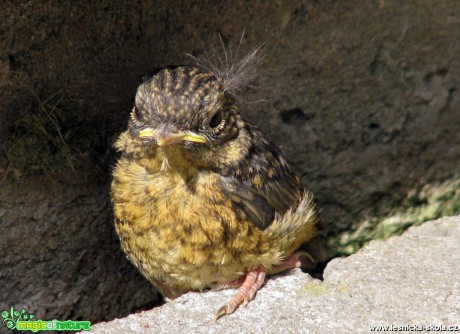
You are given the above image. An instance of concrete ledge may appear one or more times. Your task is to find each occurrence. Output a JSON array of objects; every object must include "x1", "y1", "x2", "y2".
[{"x1": 88, "y1": 216, "x2": 460, "y2": 334}]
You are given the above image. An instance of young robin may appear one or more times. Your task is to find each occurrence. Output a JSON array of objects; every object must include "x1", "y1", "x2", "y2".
[{"x1": 111, "y1": 65, "x2": 323, "y2": 320}]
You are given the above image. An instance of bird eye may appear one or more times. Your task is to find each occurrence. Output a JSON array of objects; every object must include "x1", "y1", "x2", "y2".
[
  {"x1": 131, "y1": 106, "x2": 143, "y2": 122},
  {"x1": 209, "y1": 111, "x2": 223, "y2": 128}
]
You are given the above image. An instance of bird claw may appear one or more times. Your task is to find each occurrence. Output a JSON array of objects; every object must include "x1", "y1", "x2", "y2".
[
  {"x1": 214, "y1": 267, "x2": 267, "y2": 321},
  {"x1": 297, "y1": 251, "x2": 315, "y2": 266},
  {"x1": 214, "y1": 304, "x2": 234, "y2": 322}
]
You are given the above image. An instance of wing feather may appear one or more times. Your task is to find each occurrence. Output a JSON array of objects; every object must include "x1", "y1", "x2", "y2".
[{"x1": 219, "y1": 125, "x2": 302, "y2": 230}]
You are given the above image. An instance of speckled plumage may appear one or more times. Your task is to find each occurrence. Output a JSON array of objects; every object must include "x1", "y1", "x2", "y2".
[{"x1": 111, "y1": 66, "x2": 321, "y2": 318}]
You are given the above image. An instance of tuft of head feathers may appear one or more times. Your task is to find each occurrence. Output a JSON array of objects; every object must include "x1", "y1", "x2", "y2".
[{"x1": 187, "y1": 30, "x2": 263, "y2": 104}]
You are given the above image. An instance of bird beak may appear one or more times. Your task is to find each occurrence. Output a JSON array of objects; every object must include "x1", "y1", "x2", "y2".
[{"x1": 139, "y1": 127, "x2": 207, "y2": 146}]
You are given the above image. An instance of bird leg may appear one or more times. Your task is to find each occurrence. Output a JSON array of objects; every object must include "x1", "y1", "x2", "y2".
[
  {"x1": 214, "y1": 251, "x2": 314, "y2": 321},
  {"x1": 215, "y1": 267, "x2": 266, "y2": 321},
  {"x1": 211, "y1": 276, "x2": 246, "y2": 291}
]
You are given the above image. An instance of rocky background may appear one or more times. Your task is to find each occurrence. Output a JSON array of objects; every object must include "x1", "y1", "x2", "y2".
[{"x1": 1, "y1": 1, "x2": 459, "y2": 324}]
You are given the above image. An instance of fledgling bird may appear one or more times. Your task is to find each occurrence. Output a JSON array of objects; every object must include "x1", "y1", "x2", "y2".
[{"x1": 111, "y1": 61, "x2": 323, "y2": 320}]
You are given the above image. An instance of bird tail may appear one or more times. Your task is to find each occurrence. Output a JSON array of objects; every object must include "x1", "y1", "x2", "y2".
[{"x1": 266, "y1": 191, "x2": 325, "y2": 269}]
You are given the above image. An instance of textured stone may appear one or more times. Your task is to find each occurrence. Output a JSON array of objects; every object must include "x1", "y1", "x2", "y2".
[
  {"x1": 0, "y1": 178, "x2": 159, "y2": 323},
  {"x1": 88, "y1": 216, "x2": 460, "y2": 334}
]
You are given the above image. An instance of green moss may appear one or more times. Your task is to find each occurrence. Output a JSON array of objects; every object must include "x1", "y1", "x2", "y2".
[
  {"x1": 329, "y1": 176, "x2": 460, "y2": 256},
  {"x1": 336, "y1": 283, "x2": 348, "y2": 294},
  {"x1": 3, "y1": 90, "x2": 107, "y2": 179},
  {"x1": 301, "y1": 282, "x2": 328, "y2": 296}
]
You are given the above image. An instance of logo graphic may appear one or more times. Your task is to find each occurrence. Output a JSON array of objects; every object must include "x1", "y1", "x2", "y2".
[
  {"x1": 1, "y1": 307, "x2": 91, "y2": 332},
  {"x1": 2, "y1": 307, "x2": 34, "y2": 329}
]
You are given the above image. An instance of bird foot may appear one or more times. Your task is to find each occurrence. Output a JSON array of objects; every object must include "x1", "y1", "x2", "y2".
[
  {"x1": 214, "y1": 252, "x2": 315, "y2": 321},
  {"x1": 211, "y1": 276, "x2": 246, "y2": 291},
  {"x1": 215, "y1": 267, "x2": 266, "y2": 321},
  {"x1": 269, "y1": 250, "x2": 315, "y2": 275}
]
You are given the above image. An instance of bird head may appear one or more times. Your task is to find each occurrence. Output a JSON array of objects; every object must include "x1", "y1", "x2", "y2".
[{"x1": 125, "y1": 66, "x2": 246, "y2": 169}]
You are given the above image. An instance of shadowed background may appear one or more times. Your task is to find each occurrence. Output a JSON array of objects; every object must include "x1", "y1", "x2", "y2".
[{"x1": 1, "y1": 1, "x2": 459, "y2": 324}]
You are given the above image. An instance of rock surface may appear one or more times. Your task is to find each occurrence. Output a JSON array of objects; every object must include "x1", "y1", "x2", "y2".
[
  {"x1": 0, "y1": 178, "x2": 158, "y2": 322},
  {"x1": 88, "y1": 216, "x2": 460, "y2": 334},
  {"x1": 2, "y1": 1, "x2": 459, "y2": 324}
]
